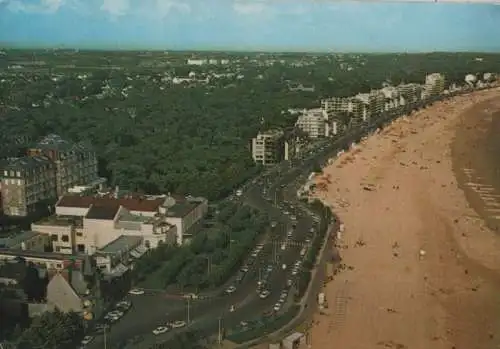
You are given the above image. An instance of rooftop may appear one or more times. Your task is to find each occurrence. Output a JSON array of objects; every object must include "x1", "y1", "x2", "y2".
[
  {"x1": 0, "y1": 231, "x2": 41, "y2": 249},
  {"x1": 0, "y1": 155, "x2": 52, "y2": 173},
  {"x1": 97, "y1": 235, "x2": 143, "y2": 255},
  {"x1": 85, "y1": 204, "x2": 120, "y2": 220},
  {"x1": 0, "y1": 249, "x2": 82, "y2": 261},
  {"x1": 57, "y1": 194, "x2": 164, "y2": 213},
  {"x1": 33, "y1": 215, "x2": 82, "y2": 227},
  {"x1": 165, "y1": 200, "x2": 198, "y2": 218}
]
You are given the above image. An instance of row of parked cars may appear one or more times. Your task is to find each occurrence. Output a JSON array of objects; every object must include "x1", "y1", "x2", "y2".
[{"x1": 78, "y1": 300, "x2": 133, "y2": 348}]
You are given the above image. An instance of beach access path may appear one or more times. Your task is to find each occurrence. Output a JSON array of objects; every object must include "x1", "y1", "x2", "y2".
[{"x1": 310, "y1": 88, "x2": 500, "y2": 349}]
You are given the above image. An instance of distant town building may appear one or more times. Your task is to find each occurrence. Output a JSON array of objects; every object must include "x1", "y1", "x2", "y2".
[
  {"x1": 0, "y1": 156, "x2": 57, "y2": 217},
  {"x1": 187, "y1": 59, "x2": 207, "y2": 66}
]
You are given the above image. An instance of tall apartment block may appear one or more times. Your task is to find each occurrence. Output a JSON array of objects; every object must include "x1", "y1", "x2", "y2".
[
  {"x1": 295, "y1": 109, "x2": 327, "y2": 138},
  {"x1": 396, "y1": 83, "x2": 423, "y2": 105},
  {"x1": 0, "y1": 156, "x2": 57, "y2": 216},
  {"x1": 27, "y1": 134, "x2": 99, "y2": 197},
  {"x1": 321, "y1": 91, "x2": 385, "y2": 127},
  {"x1": 423, "y1": 73, "x2": 446, "y2": 99},
  {"x1": 251, "y1": 130, "x2": 297, "y2": 166}
]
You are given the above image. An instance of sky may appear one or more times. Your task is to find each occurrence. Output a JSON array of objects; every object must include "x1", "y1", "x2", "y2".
[{"x1": 1, "y1": 0, "x2": 500, "y2": 52}]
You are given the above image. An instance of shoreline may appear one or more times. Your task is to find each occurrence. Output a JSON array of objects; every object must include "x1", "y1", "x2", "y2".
[{"x1": 310, "y1": 88, "x2": 500, "y2": 349}]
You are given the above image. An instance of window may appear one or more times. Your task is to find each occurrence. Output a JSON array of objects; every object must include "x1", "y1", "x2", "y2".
[
  {"x1": 76, "y1": 232, "x2": 83, "y2": 237},
  {"x1": 77, "y1": 244, "x2": 85, "y2": 253},
  {"x1": 56, "y1": 263, "x2": 62, "y2": 268},
  {"x1": 55, "y1": 246, "x2": 61, "y2": 252},
  {"x1": 51, "y1": 234, "x2": 58, "y2": 241},
  {"x1": 16, "y1": 171, "x2": 20, "y2": 177},
  {"x1": 61, "y1": 235, "x2": 69, "y2": 242}
]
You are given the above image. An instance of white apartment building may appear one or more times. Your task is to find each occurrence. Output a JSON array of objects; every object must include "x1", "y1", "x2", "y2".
[
  {"x1": 423, "y1": 73, "x2": 446, "y2": 98},
  {"x1": 251, "y1": 130, "x2": 286, "y2": 166},
  {"x1": 396, "y1": 83, "x2": 423, "y2": 105},
  {"x1": 321, "y1": 90, "x2": 384, "y2": 126},
  {"x1": 380, "y1": 86, "x2": 403, "y2": 111},
  {"x1": 187, "y1": 59, "x2": 207, "y2": 65},
  {"x1": 295, "y1": 109, "x2": 327, "y2": 138}
]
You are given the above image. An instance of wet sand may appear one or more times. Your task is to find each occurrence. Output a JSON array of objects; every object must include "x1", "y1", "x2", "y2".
[{"x1": 310, "y1": 89, "x2": 500, "y2": 349}]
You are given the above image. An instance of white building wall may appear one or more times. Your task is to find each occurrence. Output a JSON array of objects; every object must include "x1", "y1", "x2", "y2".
[
  {"x1": 31, "y1": 224, "x2": 74, "y2": 254},
  {"x1": 83, "y1": 218, "x2": 119, "y2": 253}
]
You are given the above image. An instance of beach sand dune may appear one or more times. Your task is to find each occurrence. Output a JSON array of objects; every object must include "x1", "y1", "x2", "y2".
[{"x1": 311, "y1": 89, "x2": 500, "y2": 349}]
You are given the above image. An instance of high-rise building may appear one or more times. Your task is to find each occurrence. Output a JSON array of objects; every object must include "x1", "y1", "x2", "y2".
[
  {"x1": 0, "y1": 156, "x2": 56, "y2": 216},
  {"x1": 27, "y1": 134, "x2": 98, "y2": 196},
  {"x1": 423, "y1": 73, "x2": 446, "y2": 99},
  {"x1": 295, "y1": 109, "x2": 327, "y2": 138},
  {"x1": 251, "y1": 129, "x2": 296, "y2": 166}
]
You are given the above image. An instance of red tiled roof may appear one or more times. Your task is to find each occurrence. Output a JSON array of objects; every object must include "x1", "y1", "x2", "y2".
[{"x1": 57, "y1": 195, "x2": 164, "y2": 212}]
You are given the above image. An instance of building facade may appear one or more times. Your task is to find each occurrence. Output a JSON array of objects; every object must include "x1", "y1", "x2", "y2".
[
  {"x1": 0, "y1": 156, "x2": 57, "y2": 217},
  {"x1": 295, "y1": 109, "x2": 327, "y2": 138},
  {"x1": 423, "y1": 73, "x2": 446, "y2": 99},
  {"x1": 251, "y1": 130, "x2": 287, "y2": 166},
  {"x1": 27, "y1": 134, "x2": 99, "y2": 197}
]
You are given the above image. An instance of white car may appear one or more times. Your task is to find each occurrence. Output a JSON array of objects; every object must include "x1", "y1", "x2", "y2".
[
  {"x1": 273, "y1": 303, "x2": 282, "y2": 312},
  {"x1": 128, "y1": 288, "x2": 145, "y2": 295},
  {"x1": 81, "y1": 336, "x2": 94, "y2": 345},
  {"x1": 152, "y1": 326, "x2": 169, "y2": 335},
  {"x1": 259, "y1": 290, "x2": 270, "y2": 299},
  {"x1": 171, "y1": 320, "x2": 187, "y2": 329},
  {"x1": 116, "y1": 300, "x2": 131, "y2": 311},
  {"x1": 108, "y1": 310, "x2": 124, "y2": 318},
  {"x1": 225, "y1": 285, "x2": 236, "y2": 294}
]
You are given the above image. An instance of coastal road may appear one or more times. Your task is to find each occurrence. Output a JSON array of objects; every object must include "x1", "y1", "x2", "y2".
[
  {"x1": 88, "y1": 163, "x2": 316, "y2": 349},
  {"x1": 88, "y1": 118, "x2": 385, "y2": 349}
]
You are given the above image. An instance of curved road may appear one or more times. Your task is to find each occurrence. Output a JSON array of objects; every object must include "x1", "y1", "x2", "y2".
[{"x1": 89, "y1": 116, "x2": 389, "y2": 349}]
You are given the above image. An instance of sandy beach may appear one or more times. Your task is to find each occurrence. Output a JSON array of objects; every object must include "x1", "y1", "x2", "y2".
[{"x1": 310, "y1": 88, "x2": 500, "y2": 349}]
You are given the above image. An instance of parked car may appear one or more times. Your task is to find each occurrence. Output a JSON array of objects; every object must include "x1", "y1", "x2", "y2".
[{"x1": 128, "y1": 288, "x2": 145, "y2": 295}]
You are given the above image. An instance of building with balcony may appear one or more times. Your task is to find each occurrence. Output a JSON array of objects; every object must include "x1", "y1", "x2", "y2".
[
  {"x1": 27, "y1": 134, "x2": 99, "y2": 197},
  {"x1": 423, "y1": 73, "x2": 446, "y2": 99},
  {"x1": 396, "y1": 83, "x2": 423, "y2": 106},
  {"x1": 321, "y1": 91, "x2": 385, "y2": 128},
  {"x1": 251, "y1": 129, "x2": 297, "y2": 166},
  {"x1": 295, "y1": 109, "x2": 327, "y2": 139},
  {"x1": 0, "y1": 156, "x2": 57, "y2": 217}
]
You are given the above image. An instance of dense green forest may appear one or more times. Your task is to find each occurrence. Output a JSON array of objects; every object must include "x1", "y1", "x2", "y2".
[{"x1": 1, "y1": 51, "x2": 499, "y2": 199}]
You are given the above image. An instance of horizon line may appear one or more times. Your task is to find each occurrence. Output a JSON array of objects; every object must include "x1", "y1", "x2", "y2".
[{"x1": 2, "y1": 45, "x2": 500, "y2": 55}]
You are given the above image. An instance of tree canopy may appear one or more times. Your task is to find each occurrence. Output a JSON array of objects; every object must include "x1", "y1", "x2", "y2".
[{"x1": 2, "y1": 51, "x2": 500, "y2": 200}]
